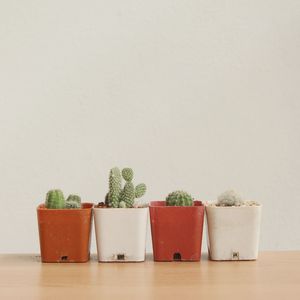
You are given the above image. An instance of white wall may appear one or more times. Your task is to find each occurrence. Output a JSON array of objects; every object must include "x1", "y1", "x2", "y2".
[{"x1": 0, "y1": 0, "x2": 299, "y2": 253}]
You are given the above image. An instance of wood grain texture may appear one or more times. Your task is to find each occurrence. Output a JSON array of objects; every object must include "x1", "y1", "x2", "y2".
[{"x1": 0, "y1": 252, "x2": 299, "y2": 300}]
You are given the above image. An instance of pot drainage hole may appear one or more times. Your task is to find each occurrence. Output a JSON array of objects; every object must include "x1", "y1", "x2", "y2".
[
  {"x1": 232, "y1": 252, "x2": 239, "y2": 260},
  {"x1": 173, "y1": 253, "x2": 182, "y2": 261},
  {"x1": 61, "y1": 256, "x2": 68, "y2": 261},
  {"x1": 117, "y1": 254, "x2": 125, "y2": 261}
]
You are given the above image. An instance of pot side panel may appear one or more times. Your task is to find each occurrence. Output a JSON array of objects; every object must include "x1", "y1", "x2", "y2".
[
  {"x1": 94, "y1": 208, "x2": 148, "y2": 262},
  {"x1": 150, "y1": 203, "x2": 205, "y2": 261},
  {"x1": 206, "y1": 206, "x2": 262, "y2": 261}
]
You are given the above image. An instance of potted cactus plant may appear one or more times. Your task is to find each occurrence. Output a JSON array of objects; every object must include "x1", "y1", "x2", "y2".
[
  {"x1": 37, "y1": 189, "x2": 93, "y2": 263},
  {"x1": 206, "y1": 190, "x2": 262, "y2": 261},
  {"x1": 94, "y1": 167, "x2": 148, "y2": 262},
  {"x1": 149, "y1": 191, "x2": 205, "y2": 261}
]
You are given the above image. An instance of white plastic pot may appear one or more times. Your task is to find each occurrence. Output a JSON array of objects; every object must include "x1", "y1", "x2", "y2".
[
  {"x1": 206, "y1": 205, "x2": 262, "y2": 261},
  {"x1": 93, "y1": 207, "x2": 148, "y2": 262}
]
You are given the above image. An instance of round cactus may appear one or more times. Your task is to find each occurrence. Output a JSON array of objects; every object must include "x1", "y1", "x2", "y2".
[
  {"x1": 106, "y1": 166, "x2": 147, "y2": 208},
  {"x1": 66, "y1": 194, "x2": 81, "y2": 205},
  {"x1": 45, "y1": 189, "x2": 66, "y2": 209},
  {"x1": 120, "y1": 182, "x2": 135, "y2": 208},
  {"x1": 108, "y1": 167, "x2": 122, "y2": 208},
  {"x1": 66, "y1": 194, "x2": 81, "y2": 209},
  {"x1": 122, "y1": 168, "x2": 134, "y2": 182},
  {"x1": 135, "y1": 183, "x2": 146, "y2": 198},
  {"x1": 65, "y1": 200, "x2": 81, "y2": 209},
  {"x1": 166, "y1": 191, "x2": 194, "y2": 206},
  {"x1": 217, "y1": 190, "x2": 243, "y2": 206}
]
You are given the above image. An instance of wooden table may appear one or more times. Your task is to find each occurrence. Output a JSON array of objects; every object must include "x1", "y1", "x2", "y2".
[{"x1": 0, "y1": 252, "x2": 299, "y2": 299}]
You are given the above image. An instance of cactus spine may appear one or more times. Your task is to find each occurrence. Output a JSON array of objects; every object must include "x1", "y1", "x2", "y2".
[
  {"x1": 106, "y1": 167, "x2": 147, "y2": 208},
  {"x1": 166, "y1": 190, "x2": 194, "y2": 206},
  {"x1": 45, "y1": 189, "x2": 66, "y2": 209}
]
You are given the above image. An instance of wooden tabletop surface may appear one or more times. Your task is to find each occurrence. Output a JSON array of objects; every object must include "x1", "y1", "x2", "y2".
[{"x1": 0, "y1": 252, "x2": 299, "y2": 299}]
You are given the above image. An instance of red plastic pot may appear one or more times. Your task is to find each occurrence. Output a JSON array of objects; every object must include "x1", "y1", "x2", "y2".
[
  {"x1": 37, "y1": 203, "x2": 93, "y2": 263},
  {"x1": 149, "y1": 201, "x2": 205, "y2": 261}
]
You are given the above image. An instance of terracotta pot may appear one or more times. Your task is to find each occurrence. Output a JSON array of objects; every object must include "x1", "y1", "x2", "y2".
[
  {"x1": 94, "y1": 207, "x2": 148, "y2": 262},
  {"x1": 149, "y1": 201, "x2": 205, "y2": 261},
  {"x1": 37, "y1": 203, "x2": 93, "y2": 263},
  {"x1": 206, "y1": 205, "x2": 262, "y2": 261}
]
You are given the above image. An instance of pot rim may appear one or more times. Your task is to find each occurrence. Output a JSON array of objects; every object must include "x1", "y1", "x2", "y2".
[
  {"x1": 205, "y1": 203, "x2": 262, "y2": 209},
  {"x1": 93, "y1": 206, "x2": 148, "y2": 211},
  {"x1": 37, "y1": 203, "x2": 93, "y2": 211},
  {"x1": 150, "y1": 200, "x2": 203, "y2": 207}
]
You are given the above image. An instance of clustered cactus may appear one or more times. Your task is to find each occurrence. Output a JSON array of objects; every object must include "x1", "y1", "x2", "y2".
[
  {"x1": 106, "y1": 167, "x2": 147, "y2": 208},
  {"x1": 45, "y1": 189, "x2": 81, "y2": 209},
  {"x1": 216, "y1": 190, "x2": 244, "y2": 206},
  {"x1": 166, "y1": 190, "x2": 194, "y2": 206}
]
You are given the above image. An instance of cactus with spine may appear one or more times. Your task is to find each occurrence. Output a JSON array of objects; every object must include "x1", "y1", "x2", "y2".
[
  {"x1": 45, "y1": 190, "x2": 81, "y2": 209},
  {"x1": 108, "y1": 167, "x2": 122, "y2": 208},
  {"x1": 66, "y1": 194, "x2": 81, "y2": 209},
  {"x1": 106, "y1": 167, "x2": 147, "y2": 208},
  {"x1": 216, "y1": 190, "x2": 243, "y2": 206},
  {"x1": 166, "y1": 190, "x2": 194, "y2": 206},
  {"x1": 45, "y1": 189, "x2": 66, "y2": 209}
]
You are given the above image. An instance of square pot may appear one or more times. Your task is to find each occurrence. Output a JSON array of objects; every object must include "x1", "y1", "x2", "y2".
[
  {"x1": 37, "y1": 203, "x2": 93, "y2": 263},
  {"x1": 93, "y1": 207, "x2": 148, "y2": 262},
  {"x1": 206, "y1": 205, "x2": 262, "y2": 261},
  {"x1": 149, "y1": 201, "x2": 205, "y2": 261}
]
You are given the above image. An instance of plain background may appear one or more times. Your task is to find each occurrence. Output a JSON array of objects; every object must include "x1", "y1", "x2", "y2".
[{"x1": 0, "y1": 0, "x2": 299, "y2": 253}]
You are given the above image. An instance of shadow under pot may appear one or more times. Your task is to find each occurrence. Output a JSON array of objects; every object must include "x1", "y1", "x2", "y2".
[
  {"x1": 149, "y1": 201, "x2": 205, "y2": 262},
  {"x1": 93, "y1": 207, "x2": 148, "y2": 262},
  {"x1": 37, "y1": 203, "x2": 93, "y2": 263},
  {"x1": 205, "y1": 205, "x2": 262, "y2": 261}
]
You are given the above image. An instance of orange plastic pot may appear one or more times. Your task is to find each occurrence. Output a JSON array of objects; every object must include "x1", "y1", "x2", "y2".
[
  {"x1": 37, "y1": 203, "x2": 93, "y2": 263},
  {"x1": 149, "y1": 201, "x2": 205, "y2": 261}
]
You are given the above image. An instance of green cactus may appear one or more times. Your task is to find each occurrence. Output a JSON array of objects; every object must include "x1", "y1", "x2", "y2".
[
  {"x1": 66, "y1": 194, "x2": 81, "y2": 205},
  {"x1": 120, "y1": 182, "x2": 135, "y2": 207},
  {"x1": 122, "y1": 168, "x2": 133, "y2": 182},
  {"x1": 166, "y1": 190, "x2": 194, "y2": 206},
  {"x1": 66, "y1": 200, "x2": 81, "y2": 209},
  {"x1": 45, "y1": 189, "x2": 66, "y2": 209},
  {"x1": 217, "y1": 190, "x2": 243, "y2": 206},
  {"x1": 106, "y1": 167, "x2": 147, "y2": 208},
  {"x1": 105, "y1": 193, "x2": 109, "y2": 206},
  {"x1": 135, "y1": 183, "x2": 146, "y2": 198},
  {"x1": 108, "y1": 167, "x2": 122, "y2": 208},
  {"x1": 66, "y1": 194, "x2": 81, "y2": 209}
]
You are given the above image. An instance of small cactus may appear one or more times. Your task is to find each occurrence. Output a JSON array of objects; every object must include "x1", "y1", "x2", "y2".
[
  {"x1": 45, "y1": 190, "x2": 82, "y2": 209},
  {"x1": 135, "y1": 183, "x2": 146, "y2": 198},
  {"x1": 66, "y1": 194, "x2": 81, "y2": 209},
  {"x1": 217, "y1": 190, "x2": 243, "y2": 206},
  {"x1": 108, "y1": 167, "x2": 122, "y2": 208},
  {"x1": 106, "y1": 167, "x2": 147, "y2": 208},
  {"x1": 120, "y1": 182, "x2": 135, "y2": 207},
  {"x1": 66, "y1": 194, "x2": 81, "y2": 204},
  {"x1": 65, "y1": 201, "x2": 81, "y2": 209},
  {"x1": 166, "y1": 190, "x2": 194, "y2": 206},
  {"x1": 45, "y1": 189, "x2": 66, "y2": 209},
  {"x1": 122, "y1": 168, "x2": 133, "y2": 182}
]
